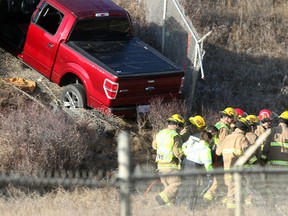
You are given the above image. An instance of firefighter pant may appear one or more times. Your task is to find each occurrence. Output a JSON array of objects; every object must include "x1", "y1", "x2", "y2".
[
  {"x1": 158, "y1": 169, "x2": 181, "y2": 204},
  {"x1": 224, "y1": 173, "x2": 236, "y2": 208},
  {"x1": 176, "y1": 159, "x2": 204, "y2": 208},
  {"x1": 204, "y1": 173, "x2": 226, "y2": 201},
  {"x1": 224, "y1": 172, "x2": 255, "y2": 208}
]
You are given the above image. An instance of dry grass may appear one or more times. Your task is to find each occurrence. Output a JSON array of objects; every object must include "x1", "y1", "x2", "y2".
[
  {"x1": 0, "y1": 185, "x2": 284, "y2": 216},
  {"x1": 0, "y1": 187, "x2": 119, "y2": 216}
]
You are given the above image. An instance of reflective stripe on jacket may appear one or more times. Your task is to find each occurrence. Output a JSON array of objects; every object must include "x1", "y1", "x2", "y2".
[
  {"x1": 222, "y1": 149, "x2": 242, "y2": 155},
  {"x1": 268, "y1": 160, "x2": 288, "y2": 166},
  {"x1": 215, "y1": 121, "x2": 232, "y2": 144},
  {"x1": 215, "y1": 121, "x2": 230, "y2": 131}
]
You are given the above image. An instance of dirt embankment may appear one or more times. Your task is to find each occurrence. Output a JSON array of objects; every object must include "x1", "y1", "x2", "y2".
[{"x1": 0, "y1": 47, "x2": 153, "y2": 175}]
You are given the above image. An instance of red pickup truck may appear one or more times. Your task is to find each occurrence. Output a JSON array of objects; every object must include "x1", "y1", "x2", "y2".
[{"x1": 0, "y1": 0, "x2": 184, "y2": 116}]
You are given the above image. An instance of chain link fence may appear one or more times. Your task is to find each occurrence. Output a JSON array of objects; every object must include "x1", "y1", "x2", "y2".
[
  {"x1": 127, "y1": 0, "x2": 209, "y2": 103},
  {"x1": 138, "y1": 0, "x2": 200, "y2": 67},
  {"x1": 0, "y1": 131, "x2": 287, "y2": 216},
  {"x1": 0, "y1": 165, "x2": 287, "y2": 216},
  {"x1": 130, "y1": 165, "x2": 288, "y2": 216}
]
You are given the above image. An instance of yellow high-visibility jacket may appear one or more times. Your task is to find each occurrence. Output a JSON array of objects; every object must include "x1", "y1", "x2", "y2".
[{"x1": 152, "y1": 128, "x2": 183, "y2": 170}]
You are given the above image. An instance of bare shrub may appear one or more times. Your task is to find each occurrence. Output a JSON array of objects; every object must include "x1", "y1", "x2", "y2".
[
  {"x1": 146, "y1": 98, "x2": 189, "y2": 134},
  {"x1": 0, "y1": 101, "x2": 110, "y2": 174},
  {"x1": 132, "y1": 98, "x2": 193, "y2": 166},
  {"x1": 0, "y1": 137, "x2": 14, "y2": 172}
]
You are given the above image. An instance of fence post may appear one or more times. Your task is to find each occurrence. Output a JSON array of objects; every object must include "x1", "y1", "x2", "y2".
[
  {"x1": 161, "y1": 0, "x2": 168, "y2": 53},
  {"x1": 118, "y1": 131, "x2": 131, "y2": 216},
  {"x1": 234, "y1": 171, "x2": 241, "y2": 216}
]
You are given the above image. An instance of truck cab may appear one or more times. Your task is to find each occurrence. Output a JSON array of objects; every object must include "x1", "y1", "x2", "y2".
[{"x1": 0, "y1": 0, "x2": 185, "y2": 117}]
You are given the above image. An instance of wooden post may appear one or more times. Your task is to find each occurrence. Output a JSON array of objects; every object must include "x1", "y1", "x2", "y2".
[{"x1": 118, "y1": 131, "x2": 131, "y2": 216}]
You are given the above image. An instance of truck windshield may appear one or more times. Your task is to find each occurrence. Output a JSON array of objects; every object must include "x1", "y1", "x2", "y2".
[{"x1": 69, "y1": 18, "x2": 131, "y2": 41}]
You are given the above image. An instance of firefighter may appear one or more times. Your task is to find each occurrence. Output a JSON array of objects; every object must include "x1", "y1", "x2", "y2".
[
  {"x1": 255, "y1": 109, "x2": 274, "y2": 151},
  {"x1": 233, "y1": 107, "x2": 248, "y2": 131},
  {"x1": 206, "y1": 125, "x2": 219, "y2": 165},
  {"x1": 152, "y1": 114, "x2": 185, "y2": 206},
  {"x1": 234, "y1": 107, "x2": 248, "y2": 119},
  {"x1": 203, "y1": 107, "x2": 236, "y2": 202},
  {"x1": 216, "y1": 107, "x2": 236, "y2": 143},
  {"x1": 180, "y1": 115, "x2": 206, "y2": 143},
  {"x1": 245, "y1": 115, "x2": 261, "y2": 161},
  {"x1": 260, "y1": 111, "x2": 288, "y2": 166},
  {"x1": 246, "y1": 115, "x2": 260, "y2": 134},
  {"x1": 216, "y1": 117, "x2": 250, "y2": 209},
  {"x1": 242, "y1": 115, "x2": 260, "y2": 207},
  {"x1": 255, "y1": 109, "x2": 273, "y2": 137},
  {"x1": 178, "y1": 130, "x2": 214, "y2": 209}
]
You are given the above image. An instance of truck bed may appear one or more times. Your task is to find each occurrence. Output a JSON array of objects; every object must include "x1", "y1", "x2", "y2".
[{"x1": 67, "y1": 37, "x2": 183, "y2": 77}]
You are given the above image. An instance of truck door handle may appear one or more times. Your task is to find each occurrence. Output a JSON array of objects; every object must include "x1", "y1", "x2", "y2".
[{"x1": 48, "y1": 43, "x2": 54, "y2": 48}]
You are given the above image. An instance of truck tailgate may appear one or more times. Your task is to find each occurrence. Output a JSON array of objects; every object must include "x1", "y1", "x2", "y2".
[{"x1": 115, "y1": 74, "x2": 183, "y2": 102}]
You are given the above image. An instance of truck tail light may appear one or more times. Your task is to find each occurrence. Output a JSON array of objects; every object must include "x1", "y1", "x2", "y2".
[
  {"x1": 179, "y1": 77, "x2": 185, "y2": 93},
  {"x1": 103, "y1": 79, "x2": 119, "y2": 99}
]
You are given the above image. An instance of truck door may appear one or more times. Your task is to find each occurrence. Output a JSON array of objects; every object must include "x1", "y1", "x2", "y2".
[{"x1": 22, "y1": 3, "x2": 64, "y2": 78}]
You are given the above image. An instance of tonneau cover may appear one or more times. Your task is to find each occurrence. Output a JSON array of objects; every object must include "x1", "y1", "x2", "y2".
[{"x1": 69, "y1": 37, "x2": 183, "y2": 76}]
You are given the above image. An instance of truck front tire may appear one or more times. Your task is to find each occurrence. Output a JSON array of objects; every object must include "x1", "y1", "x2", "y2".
[{"x1": 60, "y1": 84, "x2": 86, "y2": 109}]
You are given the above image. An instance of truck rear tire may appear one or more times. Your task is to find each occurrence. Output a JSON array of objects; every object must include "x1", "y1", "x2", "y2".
[{"x1": 60, "y1": 84, "x2": 86, "y2": 109}]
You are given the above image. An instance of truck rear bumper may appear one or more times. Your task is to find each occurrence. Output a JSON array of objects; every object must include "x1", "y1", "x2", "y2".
[
  {"x1": 108, "y1": 105, "x2": 144, "y2": 118},
  {"x1": 101, "y1": 104, "x2": 150, "y2": 118}
]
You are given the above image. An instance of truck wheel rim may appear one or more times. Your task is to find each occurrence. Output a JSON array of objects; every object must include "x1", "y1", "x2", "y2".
[{"x1": 62, "y1": 91, "x2": 80, "y2": 108}]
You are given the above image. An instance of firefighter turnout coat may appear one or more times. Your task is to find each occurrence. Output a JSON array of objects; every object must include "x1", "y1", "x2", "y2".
[
  {"x1": 216, "y1": 128, "x2": 249, "y2": 170},
  {"x1": 215, "y1": 128, "x2": 249, "y2": 208},
  {"x1": 245, "y1": 131, "x2": 260, "y2": 164},
  {"x1": 261, "y1": 122, "x2": 288, "y2": 166},
  {"x1": 215, "y1": 120, "x2": 232, "y2": 143}
]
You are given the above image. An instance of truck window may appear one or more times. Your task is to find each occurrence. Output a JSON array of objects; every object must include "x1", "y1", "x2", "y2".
[
  {"x1": 69, "y1": 18, "x2": 131, "y2": 42},
  {"x1": 36, "y1": 4, "x2": 64, "y2": 35}
]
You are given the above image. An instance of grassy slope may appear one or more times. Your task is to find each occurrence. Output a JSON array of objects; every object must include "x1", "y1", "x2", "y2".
[{"x1": 0, "y1": 1, "x2": 287, "y2": 214}]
